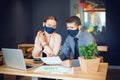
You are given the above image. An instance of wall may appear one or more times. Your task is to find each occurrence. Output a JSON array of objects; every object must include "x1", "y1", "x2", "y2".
[
  {"x1": 0, "y1": 0, "x2": 69, "y2": 48},
  {"x1": 0, "y1": 0, "x2": 33, "y2": 48},
  {"x1": 105, "y1": 1, "x2": 120, "y2": 66}
]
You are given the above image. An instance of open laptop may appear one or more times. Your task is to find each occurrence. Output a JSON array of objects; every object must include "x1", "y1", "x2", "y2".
[{"x1": 2, "y1": 48, "x2": 36, "y2": 70}]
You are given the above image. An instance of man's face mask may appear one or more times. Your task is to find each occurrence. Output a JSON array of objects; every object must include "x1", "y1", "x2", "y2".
[
  {"x1": 67, "y1": 28, "x2": 79, "y2": 37},
  {"x1": 44, "y1": 26, "x2": 56, "y2": 34}
]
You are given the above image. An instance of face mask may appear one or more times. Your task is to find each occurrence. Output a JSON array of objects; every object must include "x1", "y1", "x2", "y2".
[
  {"x1": 68, "y1": 28, "x2": 79, "y2": 37},
  {"x1": 44, "y1": 26, "x2": 56, "y2": 34}
]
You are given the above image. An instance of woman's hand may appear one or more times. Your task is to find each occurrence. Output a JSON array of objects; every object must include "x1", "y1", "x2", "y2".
[
  {"x1": 37, "y1": 30, "x2": 46, "y2": 46},
  {"x1": 47, "y1": 53, "x2": 55, "y2": 57}
]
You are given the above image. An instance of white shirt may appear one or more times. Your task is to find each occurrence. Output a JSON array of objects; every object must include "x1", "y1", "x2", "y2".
[{"x1": 32, "y1": 32, "x2": 62, "y2": 58}]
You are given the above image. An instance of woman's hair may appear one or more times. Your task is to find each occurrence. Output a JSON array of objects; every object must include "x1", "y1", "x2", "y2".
[
  {"x1": 66, "y1": 16, "x2": 81, "y2": 26},
  {"x1": 43, "y1": 16, "x2": 57, "y2": 22}
]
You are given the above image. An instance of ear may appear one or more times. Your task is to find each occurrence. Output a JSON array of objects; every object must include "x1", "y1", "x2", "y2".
[
  {"x1": 78, "y1": 25, "x2": 82, "y2": 30},
  {"x1": 43, "y1": 22, "x2": 45, "y2": 27}
]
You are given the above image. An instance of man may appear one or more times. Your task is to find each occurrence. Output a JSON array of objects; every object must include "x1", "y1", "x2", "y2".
[{"x1": 59, "y1": 16, "x2": 96, "y2": 67}]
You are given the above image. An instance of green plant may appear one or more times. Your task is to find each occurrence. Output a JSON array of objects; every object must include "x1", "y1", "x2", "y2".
[{"x1": 79, "y1": 43, "x2": 99, "y2": 59}]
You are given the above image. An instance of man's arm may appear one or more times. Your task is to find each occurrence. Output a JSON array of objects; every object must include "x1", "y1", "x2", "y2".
[{"x1": 59, "y1": 37, "x2": 71, "y2": 60}]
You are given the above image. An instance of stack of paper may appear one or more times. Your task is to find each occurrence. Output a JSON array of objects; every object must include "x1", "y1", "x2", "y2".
[{"x1": 40, "y1": 56, "x2": 62, "y2": 64}]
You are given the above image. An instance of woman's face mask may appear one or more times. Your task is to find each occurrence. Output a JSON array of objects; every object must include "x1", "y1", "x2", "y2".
[
  {"x1": 67, "y1": 28, "x2": 79, "y2": 37},
  {"x1": 44, "y1": 26, "x2": 56, "y2": 34},
  {"x1": 43, "y1": 19, "x2": 57, "y2": 34}
]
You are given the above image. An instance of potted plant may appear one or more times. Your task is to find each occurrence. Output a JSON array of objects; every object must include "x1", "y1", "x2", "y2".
[{"x1": 79, "y1": 43, "x2": 100, "y2": 73}]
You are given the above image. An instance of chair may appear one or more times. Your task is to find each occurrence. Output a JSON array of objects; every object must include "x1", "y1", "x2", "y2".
[
  {"x1": 97, "y1": 46, "x2": 108, "y2": 62},
  {"x1": 18, "y1": 44, "x2": 34, "y2": 59}
]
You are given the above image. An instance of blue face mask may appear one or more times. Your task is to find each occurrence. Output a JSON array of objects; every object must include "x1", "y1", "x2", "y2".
[
  {"x1": 44, "y1": 26, "x2": 56, "y2": 34},
  {"x1": 68, "y1": 28, "x2": 79, "y2": 37}
]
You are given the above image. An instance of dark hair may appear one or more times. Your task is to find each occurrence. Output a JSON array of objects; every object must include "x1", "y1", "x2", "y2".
[
  {"x1": 66, "y1": 16, "x2": 81, "y2": 26},
  {"x1": 43, "y1": 16, "x2": 57, "y2": 22}
]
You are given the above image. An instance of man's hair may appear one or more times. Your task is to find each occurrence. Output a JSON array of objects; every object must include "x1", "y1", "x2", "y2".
[
  {"x1": 66, "y1": 16, "x2": 81, "y2": 26},
  {"x1": 43, "y1": 16, "x2": 57, "y2": 22}
]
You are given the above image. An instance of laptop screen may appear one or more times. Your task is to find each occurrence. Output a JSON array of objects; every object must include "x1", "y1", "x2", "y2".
[{"x1": 2, "y1": 48, "x2": 29, "y2": 70}]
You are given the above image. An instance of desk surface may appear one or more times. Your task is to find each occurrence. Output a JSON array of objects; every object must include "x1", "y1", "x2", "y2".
[{"x1": 0, "y1": 59, "x2": 108, "y2": 80}]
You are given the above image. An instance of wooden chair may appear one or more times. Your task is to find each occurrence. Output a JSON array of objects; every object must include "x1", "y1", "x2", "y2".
[
  {"x1": 97, "y1": 46, "x2": 108, "y2": 62},
  {"x1": 18, "y1": 44, "x2": 34, "y2": 59},
  {"x1": 0, "y1": 51, "x2": 3, "y2": 65}
]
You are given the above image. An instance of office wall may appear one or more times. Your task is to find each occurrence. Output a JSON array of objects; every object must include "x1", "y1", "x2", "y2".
[
  {"x1": 105, "y1": 1, "x2": 120, "y2": 66},
  {"x1": 0, "y1": 0, "x2": 33, "y2": 48},
  {"x1": 0, "y1": 0, "x2": 69, "y2": 48}
]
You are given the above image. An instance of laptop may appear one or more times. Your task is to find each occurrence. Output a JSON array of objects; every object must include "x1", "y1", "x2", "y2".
[{"x1": 2, "y1": 48, "x2": 36, "y2": 70}]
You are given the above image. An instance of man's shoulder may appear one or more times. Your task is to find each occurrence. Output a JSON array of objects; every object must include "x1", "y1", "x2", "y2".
[{"x1": 81, "y1": 30, "x2": 92, "y2": 35}]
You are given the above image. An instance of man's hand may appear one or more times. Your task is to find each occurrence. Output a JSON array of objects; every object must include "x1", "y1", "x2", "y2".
[{"x1": 61, "y1": 60, "x2": 73, "y2": 67}]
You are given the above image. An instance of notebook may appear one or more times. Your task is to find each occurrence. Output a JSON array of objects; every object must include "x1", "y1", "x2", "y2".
[{"x1": 2, "y1": 48, "x2": 36, "y2": 70}]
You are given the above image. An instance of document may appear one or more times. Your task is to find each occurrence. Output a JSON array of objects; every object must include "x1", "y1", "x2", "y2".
[
  {"x1": 34, "y1": 65, "x2": 74, "y2": 74},
  {"x1": 40, "y1": 56, "x2": 62, "y2": 64}
]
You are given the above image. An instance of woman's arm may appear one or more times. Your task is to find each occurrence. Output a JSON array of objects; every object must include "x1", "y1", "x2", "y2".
[
  {"x1": 32, "y1": 36, "x2": 43, "y2": 58},
  {"x1": 52, "y1": 34, "x2": 62, "y2": 56}
]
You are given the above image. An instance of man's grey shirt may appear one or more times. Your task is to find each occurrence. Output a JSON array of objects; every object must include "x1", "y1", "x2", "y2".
[{"x1": 59, "y1": 30, "x2": 96, "y2": 66}]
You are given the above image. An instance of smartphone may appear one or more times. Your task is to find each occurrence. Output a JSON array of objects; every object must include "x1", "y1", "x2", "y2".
[{"x1": 33, "y1": 58, "x2": 43, "y2": 63}]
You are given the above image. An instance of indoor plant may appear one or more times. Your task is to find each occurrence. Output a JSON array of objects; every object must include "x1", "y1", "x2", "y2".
[{"x1": 79, "y1": 43, "x2": 100, "y2": 73}]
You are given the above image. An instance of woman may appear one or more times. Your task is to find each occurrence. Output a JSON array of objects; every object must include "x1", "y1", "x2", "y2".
[{"x1": 32, "y1": 16, "x2": 62, "y2": 58}]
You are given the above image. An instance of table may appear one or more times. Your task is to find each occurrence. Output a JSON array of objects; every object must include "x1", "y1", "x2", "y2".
[{"x1": 0, "y1": 59, "x2": 108, "y2": 80}]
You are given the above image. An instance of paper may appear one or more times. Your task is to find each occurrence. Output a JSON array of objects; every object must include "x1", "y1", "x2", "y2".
[
  {"x1": 41, "y1": 56, "x2": 62, "y2": 64},
  {"x1": 34, "y1": 65, "x2": 74, "y2": 74}
]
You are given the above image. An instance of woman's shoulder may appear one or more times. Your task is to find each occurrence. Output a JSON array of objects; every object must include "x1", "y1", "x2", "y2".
[{"x1": 53, "y1": 32, "x2": 61, "y2": 37}]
